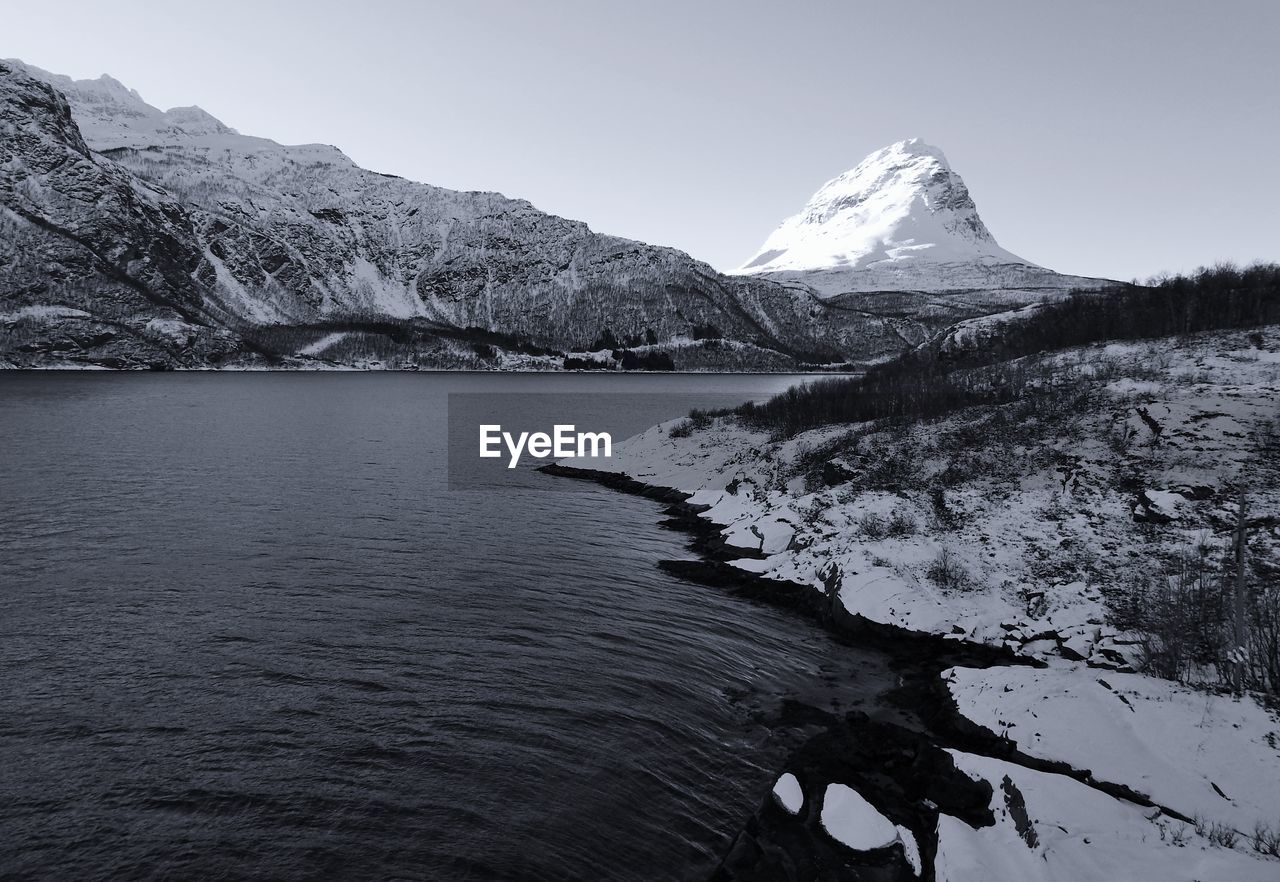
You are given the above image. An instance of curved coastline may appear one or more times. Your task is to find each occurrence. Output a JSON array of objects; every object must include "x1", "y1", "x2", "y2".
[{"x1": 538, "y1": 463, "x2": 1168, "y2": 880}]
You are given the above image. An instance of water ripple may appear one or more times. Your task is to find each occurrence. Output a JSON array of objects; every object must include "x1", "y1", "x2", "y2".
[{"x1": 0, "y1": 373, "x2": 891, "y2": 881}]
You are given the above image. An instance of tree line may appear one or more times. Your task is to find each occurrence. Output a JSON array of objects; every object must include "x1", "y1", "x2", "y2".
[{"x1": 733, "y1": 262, "x2": 1280, "y2": 435}]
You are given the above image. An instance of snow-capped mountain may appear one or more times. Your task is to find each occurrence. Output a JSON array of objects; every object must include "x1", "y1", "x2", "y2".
[
  {"x1": 2, "y1": 60, "x2": 887, "y2": 368},
  {"x1": 737, "y1": 139, "x2": 1107, "y2": 298},
  {"x1": 1, "y1": 62, "x2": 1114, "y2": 370},
  {"x1": 7, "y1": 59, "x2": 933, "y2": 369}
]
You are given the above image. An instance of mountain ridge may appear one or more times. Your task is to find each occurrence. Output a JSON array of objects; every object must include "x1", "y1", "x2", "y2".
[
  {"x1": 5, "y1": 59, "x2": 893, "y2": 369},
  {"x1": 1, "y1": 61, "x2": 1115, "y2": 370}
]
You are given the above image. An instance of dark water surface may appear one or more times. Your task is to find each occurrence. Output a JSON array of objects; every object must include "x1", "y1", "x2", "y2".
[{"x1": 0, "y1": 373, "x2": 889, "y2": 881}]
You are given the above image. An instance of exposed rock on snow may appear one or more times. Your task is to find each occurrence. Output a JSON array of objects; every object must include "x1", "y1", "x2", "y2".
[
  {"x1": 709, "y1": 709, "x2": 997, "y2": 880},
  {"x1": 143, "y1": 317, "x2": 200, "y2": 346}
]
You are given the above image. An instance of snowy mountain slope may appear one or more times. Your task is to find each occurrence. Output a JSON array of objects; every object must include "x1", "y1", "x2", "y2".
[
  {"x1": 737, "y1": 139, "x2": 1110, "y2": 299},
  {"x1": 3, "y1": 59, "x2": 917, "y2": 368},
  {"x1": 8, "y1": 62, "x2": 240, "y2": 150}
]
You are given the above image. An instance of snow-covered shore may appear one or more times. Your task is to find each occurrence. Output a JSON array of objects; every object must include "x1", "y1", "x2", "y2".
[{"x1": 558, "y1": 325, "x2": 1280, "y2": 879}]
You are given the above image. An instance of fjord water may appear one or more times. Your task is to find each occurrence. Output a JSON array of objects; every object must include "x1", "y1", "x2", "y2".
[{"x1": 0, "y1": 373, "x2": 888, "y2": 881}]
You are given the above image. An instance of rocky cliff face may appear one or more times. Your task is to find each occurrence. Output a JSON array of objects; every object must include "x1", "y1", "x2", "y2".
[{"x1": 0, "y1": 62, "x2": 243, "y2": 368}]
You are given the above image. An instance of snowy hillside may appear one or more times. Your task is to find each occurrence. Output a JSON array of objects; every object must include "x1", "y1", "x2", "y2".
[
  {"x1": 568, "y1": 319, "x2": 1280, "y2": 878},
  {"x1": 737, "y1": 139, "x2": 1109, "y2": 298}
]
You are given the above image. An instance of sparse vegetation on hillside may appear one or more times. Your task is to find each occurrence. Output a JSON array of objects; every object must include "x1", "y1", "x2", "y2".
[
  {"x1": 237, "y1": 319, "x2": 560, "y2": 367},
  {"x1": 730, "y1": 263, "x2": 1280, "y2": 436},
  {"x1": 1109, "y1": 505, "x2": 1280, "y2": 699},
  {"x1": 656, "y1": 262, "x2": 1280, "y2": 699}
]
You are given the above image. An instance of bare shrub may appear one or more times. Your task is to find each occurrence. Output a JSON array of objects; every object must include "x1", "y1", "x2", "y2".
[
  {"x1": 1123, "y1": 524, "x2": 1278, "y2": 698},
  {"x1": 927, "y1": 547, "x2": 973, "y2": 592},
  {"x1": 1108, "y1": 418, "x2": 1138, "y2": 454},
  {"x1": 1248, "y1": 577, "x2": 1280, "y2": 696},
  {"x1": 1252, "y1": 822, "x2": 1280, "y2": 857},
  {"x1": 855, "y1": 438, "x2": 920, "y2": 491},
  {"x1": 929, "y1": 486, "x2": 962, "y2": 530},
  {"x1": 857, "y1": 512, "x2": 888, "y2": 540},
  {"x1": 1133, "y1": 552, "x2": 1227, "y2": 684},
  {"x1": 1208, "y1": 823, "x2": 1239, "y2": 849},
  {"x1": 1255, "y1": 418, "x2": 1280, "y2": 460},
  {"x1": 799, "y1": 497, "x2": 828, "y2": 528},
  {"x1": 935, "y1": 451, "x2": 990, "y2": 487},
  {"x1": 688, "y1": 408, "x2": 714, "y2": 429},
  {"x1": 887, "y1": 509, "x2": 918, "y2": 537},
  {"x1": 669, "y1": 408, "x2": 714, "y2": 438}
]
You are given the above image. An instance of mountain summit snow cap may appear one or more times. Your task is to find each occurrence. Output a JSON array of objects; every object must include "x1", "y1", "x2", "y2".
[{"x1": 737, "y1": 138, "x2": 1034, "y2": 277}]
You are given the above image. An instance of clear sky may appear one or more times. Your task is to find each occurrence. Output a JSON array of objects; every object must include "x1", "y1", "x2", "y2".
[{"x1": 6, "y1": 0, "x2": 1277, "y2": 280}]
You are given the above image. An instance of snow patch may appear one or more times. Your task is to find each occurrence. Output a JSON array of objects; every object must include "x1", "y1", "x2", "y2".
[
  {"x1": 143, "y1": 317, "x2": 198, "y2": 344},
  {"x1": 819, "y1": 783, "x2": 899, "y2": 851},
  {"x1": 299, "y1": 332, "x2": 350, "y2": 358},
  {"x1": 946, "y1": 664, "x2": 1280, "y2": 833},
  {"x1": 772, "y1": 772, "x2": 803, "y2": 814},
  {"x1": 936, "y1": 749, "x2": 1280, "y2": 882},
  {"x1": 895, "y1": 824, "x2": 922, "y2": 876},
  {"x1": 0, "y1": 304, "x2": 92, "y2": 321}
]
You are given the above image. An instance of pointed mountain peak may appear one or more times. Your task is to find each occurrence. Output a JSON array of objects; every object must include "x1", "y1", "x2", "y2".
[
  {"x1": 737, "y1": 139, "x2": 1033, "y2": 283},
  {"x1": 89, "y1": 72, "x2": 147, "y2": 103},
  {"x1": 869, "y1": 137, "x2": 948, "y2": 161}
]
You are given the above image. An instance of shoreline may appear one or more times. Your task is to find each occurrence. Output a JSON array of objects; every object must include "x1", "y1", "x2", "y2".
[
  {"x1": 539, "y1": 463, "x2": 1021, "y2": 668},
  {"x1": 540, "y1": 463, "x2": 1211, "y2": 879},
  {"x1": 0, "y1": 365, "x2": 858, "y2": 375}
]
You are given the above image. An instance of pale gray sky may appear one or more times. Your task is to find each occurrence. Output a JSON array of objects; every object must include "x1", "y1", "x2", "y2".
[{"x1": 6, "y1": 0, "x2": 1277, "y2": 280}]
